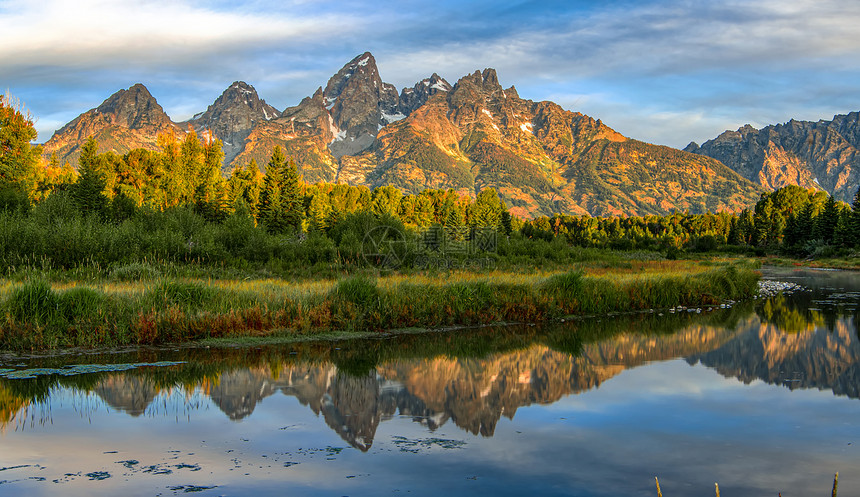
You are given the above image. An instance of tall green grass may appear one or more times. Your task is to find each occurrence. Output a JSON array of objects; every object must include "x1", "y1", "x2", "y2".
[{"x1": 0, "y1": 265, "x2": 760, "y2": 351}]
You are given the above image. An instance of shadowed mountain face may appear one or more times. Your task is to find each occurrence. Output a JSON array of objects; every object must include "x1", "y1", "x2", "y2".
[
  {"x1": 181, "y1": 81, "x2": 281, "y2": 166},
  {"x1": 686, "y1": 113, "x2": 860, "y2": 203},
  {"x1": 42, "y1": 53, "x2": 761, "y2": 218}
]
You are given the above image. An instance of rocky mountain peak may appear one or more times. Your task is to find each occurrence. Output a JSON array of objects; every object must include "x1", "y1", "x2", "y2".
[
  {"x1": 322, "y1": 52, "x2": 400, "y2": 158},
  {"x1": 481, "y1": 68, "x2": 501, "y2": 92},
  {"x1": 446, "y1": 68, "x2": 510, "y2": 127},
  {"x1": 94, "y1": 83, "x2": 172, "y2": 129},
  {"x1": 398, "y1": 73, "x2": 453, "y2": 115},
  {"x1": 185, "y1": 81, "x2": 281, "y2": 165},
  {"x1": 323, "y1": 52, "x2": 381, "y2": 101},
  {"x1": 690, "y1": 115, "x2": 860, "y2": 202}
]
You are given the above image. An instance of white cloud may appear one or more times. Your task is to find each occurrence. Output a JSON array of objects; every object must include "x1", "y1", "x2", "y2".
[{"x1": 0, "y1": 0, "x2": 357, "y2": 71}]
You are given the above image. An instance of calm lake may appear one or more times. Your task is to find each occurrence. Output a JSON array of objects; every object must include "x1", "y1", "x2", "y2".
[{"x1": 1, "y1": 267, "x2": 858, "y2": 496}]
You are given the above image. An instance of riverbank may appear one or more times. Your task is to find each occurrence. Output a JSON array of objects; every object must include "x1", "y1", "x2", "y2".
[
  {"x1": 0, "y1": 261, "x2": 760, "y2": 351},
  {"x1": 762, "y1": 254, "x2": 860, "y2": 270}
]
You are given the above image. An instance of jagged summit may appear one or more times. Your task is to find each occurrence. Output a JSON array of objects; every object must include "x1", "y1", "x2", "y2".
[
  {"x1": 319, "y1": 52, "x2": 401, "y2": 157},
  {"x1": 184, "y1": 81, "x2": 281, "y2": 164},
  {"x1": 689, "y1": 114, "x2": 860, "y2": 201},
  {"x1": 399, "y1": 73, "x2": 452, "y2": 115},
  {"x1": 92, "y1": 83, "x2": 173, "y2": 129},
  {"x1": 42, "y1": 52, "x2": 764, "y2": 217},
  {"x1": 43, "y1": 83, "x2": 180, "y2": 165}
]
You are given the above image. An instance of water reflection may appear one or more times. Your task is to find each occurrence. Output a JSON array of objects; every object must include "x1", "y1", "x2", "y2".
[
  {"x1": 0, "y1": 268, "x2": 858, "y2": 496},
  {"x1": 2, "y1": 272, "x2": 858, "y2": 450}
]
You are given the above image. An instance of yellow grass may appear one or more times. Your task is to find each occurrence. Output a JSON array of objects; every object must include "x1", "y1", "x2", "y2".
[{"x1": 0, "y1": 259, "x2": 727, "y2": 302}]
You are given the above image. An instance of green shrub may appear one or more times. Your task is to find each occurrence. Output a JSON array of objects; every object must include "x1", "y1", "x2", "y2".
[
  {"x1": 543, "y1": 270, "x2": 584, "y2": 301},
  {"x1": 58, "y1": 287, "x2": 105, "y2": 322},
  {"x1": 331, "y1": 275, "x2": 378, "y2": 308},
  {"x1": 8, "y1": 279, "x2": 59, "y2": 323}
]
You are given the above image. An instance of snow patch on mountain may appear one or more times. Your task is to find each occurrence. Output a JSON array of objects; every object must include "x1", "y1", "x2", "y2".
[{"x1": 381, "y1": 112, "x2": 406, "y2": 124}]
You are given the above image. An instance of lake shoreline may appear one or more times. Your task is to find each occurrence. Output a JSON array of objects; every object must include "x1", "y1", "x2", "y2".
[{"x1": 0, "y1": 262, "x2": 760, "y2": 352}]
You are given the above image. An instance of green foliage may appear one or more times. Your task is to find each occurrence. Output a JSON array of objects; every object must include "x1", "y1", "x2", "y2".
[
  {"x1": 70, "y1": 138, "x2": 109, "y2": 217},
  {"x1": 8, "y1": 279, "x2": 58, "y2": 324},
  {"x1": 144, "y1": 280, "x2": 216, "y2": 310},
  {"x1": 109, "y1": 262, "x2": 162, "y2": 281},
  {"x1": 332, "y1": 274, "x2": 379, "y2": 308},
  {"x1": 470, "y1": 188, "x2": 505, "y2": 228},
  {"x1": 0, "y1": 94, "x2": 40, "y2": 197},
  {"x1": 544, "y1": 271, "x2": 584, "y2": 301}
]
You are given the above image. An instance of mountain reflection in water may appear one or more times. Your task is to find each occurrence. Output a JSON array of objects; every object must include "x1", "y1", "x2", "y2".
[{"x1": 2, "y1": 269, "x2": 858, "y2": 454}]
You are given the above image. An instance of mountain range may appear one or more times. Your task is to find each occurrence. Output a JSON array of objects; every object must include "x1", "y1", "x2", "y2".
[
  {"x1": 686, "y1": 113, "x2": 860, "y2": 204},
  {"x1": 49, "y1": 51, "x2": 850, "y2": 217}
]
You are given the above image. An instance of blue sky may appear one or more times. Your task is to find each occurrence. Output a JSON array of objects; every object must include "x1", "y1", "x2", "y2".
[{"x1": 3, "y1": 0, "x2": 860, "y2": 148}]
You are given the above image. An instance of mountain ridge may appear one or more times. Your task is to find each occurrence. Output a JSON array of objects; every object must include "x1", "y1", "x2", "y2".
[
  {"x1": 686, "y1": 112, "x2": 860, "y2": 203},
  {"x1": 42, "y1": 52, "x2": 762, "y2": 218}
]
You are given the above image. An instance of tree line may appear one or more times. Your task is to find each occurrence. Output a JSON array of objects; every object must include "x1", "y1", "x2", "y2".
[
  {"x1": 522, "y1": 184, "x2": 860, "y2": 256},
  {"x1": 2, "y1": 94, "x2": 858, "y2": 267}
]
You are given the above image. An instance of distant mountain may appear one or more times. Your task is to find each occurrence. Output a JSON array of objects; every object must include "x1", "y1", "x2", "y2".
[
  {"x1": 42, "y1": 53, "x2": 763, "y2": 217},
  {"x1": 181, "y1": 81, "x2": 281, "y2": 165},
  {"x1": 43, "y1": 83, "x2": 182, "y2": 165},
  {"x1": 685, "y1": 113, "x2": 860, "y2": 203}
]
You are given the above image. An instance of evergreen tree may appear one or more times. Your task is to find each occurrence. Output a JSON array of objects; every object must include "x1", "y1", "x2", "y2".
[
  {"x1": 832, "y1": 207, "x2": 853, "y2": 248},
  {"x1": 796, "y1": 202, "x2": 815, "y2": 246},
  {"x1": 753, "y1": 198, "x2": 774, "y2": 247},
  {"x1": 371, "y1": 186, "x2": 402, "y2": 217},
  {"x1": 470, "y1": 188, "x2": 504, "y2": 228},
  {"x1": 782, "y1": 212, "x2": 800, "y2": 252},
  {"x1": 258, "y1": 147, "x2": 286, "y2": 232},
  {"x1": 308, "y1": 192, "x2": 332, "y2": 232},
  {"x1": 70, "y1": 138, "x2": 109, "y2": 216},
  {"x1": 281, "y1": 157, "x2": 303, "y2": 232},
  {"x1": 813, "y1": 195, "x2": 839, "y2": 244},
  {"x1": 727, "y1": 216, "x2": 741, "y2": 245},
  {"x1": 852, "y1": 186, "x2": 860, "y2": 247},
  {"x1": 737, "y1": 209, "x2": 755, "y2": 245}
]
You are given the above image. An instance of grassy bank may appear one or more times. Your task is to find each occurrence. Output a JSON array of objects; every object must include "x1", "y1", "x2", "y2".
[
  {"x1": 762, "y1": 254, "x2": 860, "y2": 270},
  {"x1": 0, "y1": 261, "x2": 760, "y2": 351}
]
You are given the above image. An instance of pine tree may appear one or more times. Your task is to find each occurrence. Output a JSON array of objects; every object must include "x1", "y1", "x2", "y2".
[
  {"x1": 813, "y1": 195, "x2": 839, "y2": 244},
  {"x1": 308, "y1": 192, "x2": 332, "y2": 232},
  {"x1": 727, "y1": 216, "x2": 741, "y2": 245},
  {"x1": 71, "y1": 137, "x2": 108, "y2": 217},
  {"x1": 832, "y1": 208, "x2": 852, "y2": 248},
  {"x1": 258, "y1": 147, "x2": 286, "y2": 232},
  {"x1": 753, "y1": 198, "x2": 774, "y2": 247},
  {"x1": 796, "y1": 202, "x2": 815, "y2": 246},
  {"x1": 281, "y1": 157, "x2": 303, "y2": 233},
  {"x1": 470, "y1": 188, "x2": 504, "y2": 228}
]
